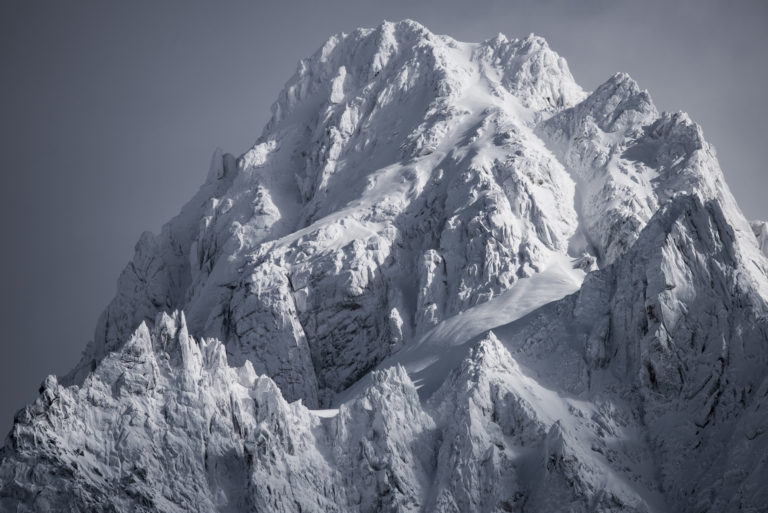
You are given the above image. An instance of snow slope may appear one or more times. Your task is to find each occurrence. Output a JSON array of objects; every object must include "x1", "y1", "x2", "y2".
[
  {"x1": 2, "y1": 20, "x2": 768, "y2": 513},
  {"x1": 65, "y1": 20, "x2": 587, "y2": 409}
]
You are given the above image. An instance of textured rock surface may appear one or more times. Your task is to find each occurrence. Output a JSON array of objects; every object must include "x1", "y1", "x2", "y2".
[
  {"x1": 2, "y1": 20, "x2": 768, "y2": 513},
  {"x1": 66, "y1": 20, "x2": 587, "y2": 407},
  {"x1": 0, "y1": 313, "x2": 429, "y2": 512}
]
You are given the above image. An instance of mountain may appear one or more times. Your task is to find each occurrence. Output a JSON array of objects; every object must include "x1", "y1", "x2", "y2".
[{"x1": 2, "y1": 20, "x2": 767, "y2": 512}]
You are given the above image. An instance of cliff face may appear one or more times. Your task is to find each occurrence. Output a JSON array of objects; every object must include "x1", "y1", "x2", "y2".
[
  {"x1": 67, "y1": 21, "x2": 586, "y2": 407},
  {"x1": 2, "y1": 20, "x2": 767, "y2": 513}
]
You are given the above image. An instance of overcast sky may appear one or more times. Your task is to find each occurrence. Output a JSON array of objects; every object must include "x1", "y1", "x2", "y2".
[{"x1": 0, "y1": 0, "x2": 766, "y2": 433}]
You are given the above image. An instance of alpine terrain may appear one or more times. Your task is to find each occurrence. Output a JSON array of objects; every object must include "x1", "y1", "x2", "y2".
[{"x1": 2, "y1": 20, "x2": 767, "y2": 512}]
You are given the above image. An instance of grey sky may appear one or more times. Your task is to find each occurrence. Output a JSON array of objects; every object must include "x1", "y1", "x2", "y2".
[{"x1": 1, "y1": 0, "x2": 766, "y2": 434}]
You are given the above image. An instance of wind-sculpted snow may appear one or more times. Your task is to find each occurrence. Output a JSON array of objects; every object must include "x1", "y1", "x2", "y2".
[
  {"x1": 0, "y1": 315, "x2": 660, "y2": 513},
  {"x1": 67, "y1": 19, "x2": 586, "y2": 405},
  {"x1": 482, "y1": 193, "x2": 768, "y2": 512},
  {"x1": 3, "y1": 19, "x2": 768, "y2": 513},
  {"x1": 578, "y1": 195, "x2": 768, "y2": 511},
  {"x1": 539, "y1": 73, "x2": 747, "y2": 269},
  {"x1": 0, "y1": 313, "x2": 426, "y2": 512}
]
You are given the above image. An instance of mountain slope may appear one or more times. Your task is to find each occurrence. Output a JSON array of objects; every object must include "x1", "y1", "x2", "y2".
[
  {"x1": 67, "y1": 20, "x2": 589, "y2": 408},
  {"x1": 2, "y1": 20, "x2": 767, "y2": 513}
]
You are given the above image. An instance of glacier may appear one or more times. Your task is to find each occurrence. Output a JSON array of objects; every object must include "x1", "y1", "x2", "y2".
[{"x1": 2, "y1": 20, "x2": 767, "y2": 512}]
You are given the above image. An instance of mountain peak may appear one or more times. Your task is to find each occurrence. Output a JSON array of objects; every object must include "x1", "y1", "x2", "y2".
[{"x1": 4, "y1": 20, "x2": 767, "y2": 513}]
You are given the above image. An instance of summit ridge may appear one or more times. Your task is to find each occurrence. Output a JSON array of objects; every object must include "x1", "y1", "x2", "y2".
[{"x1": 2, "y1": 21, "x2": 767, "y2": 513}]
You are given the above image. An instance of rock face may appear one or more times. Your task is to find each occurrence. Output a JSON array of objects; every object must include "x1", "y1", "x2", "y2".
[
  {"x1": 2, "y1": 20, "x2": 768, "y2": 513},
  {"x1": 0, "y1": 312, "x2": 432, "y2": 513},
  {"x1": 66, "y1": 20, "x2": 586, "y2": 407}
]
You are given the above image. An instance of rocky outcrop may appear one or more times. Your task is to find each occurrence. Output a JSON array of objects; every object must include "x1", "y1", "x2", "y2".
[
  {"x1": 68, "y1": 20, "x2": 588, "y2": 405},
  {"x1": 3, "y1": 19, "x2": 768, "y2": 513}
]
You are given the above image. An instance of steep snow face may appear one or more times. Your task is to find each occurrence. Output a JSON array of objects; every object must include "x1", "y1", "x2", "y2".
[
  {"x1": 478, "y1": 193, "x2": 768, "y2": 512},
  {"x1": 0, "y1": 313, "x2": 433, "y2": 513},
  {"x1": 71, "y1": 20, "x2": 588, "y2": 406},
  {"x1": 575, "y1": 195, "x2": 768, "y2": 512},
  {"x1": 426, "y1": 333, "x2": 661, "y2": 513},
  {"x1": 5, "y1": 19, "x2": 768, "y2": 513},
  {"x1": 540, "y1": 73, "x2": 749, "y2": 268},
  {"x1": 0, "y1": 314, "x2": 661, "y2": 513}
]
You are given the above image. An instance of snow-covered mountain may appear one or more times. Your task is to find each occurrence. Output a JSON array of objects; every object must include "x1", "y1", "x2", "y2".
[{"x1": 2, "y1": 20, "x2": 767, "y2": 512}]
